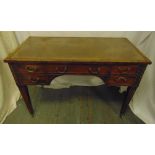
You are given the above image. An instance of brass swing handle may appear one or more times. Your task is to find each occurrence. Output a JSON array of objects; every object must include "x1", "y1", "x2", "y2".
[
  {"x1": 29, "y1": 77, "x2": 40, "y2": 82},
  {"x1": 88, "y1": 67, "x2": 100, "y2": 74},
  {"x1": 118, "y1": 67, "x2": 131, "y2": 73},
  {"x1": 115, "y1": 76, "x2": 127, "y2": 82},
  {"x1": 25, "y1": 66, "x2": 38, "y2": 72},
  {"x1": 56, "y1": 66, "x2": 68, "y2": 74}
]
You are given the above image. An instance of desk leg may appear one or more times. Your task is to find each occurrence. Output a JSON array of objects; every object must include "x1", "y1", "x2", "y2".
[
  {"x1": 120, "y1": 65, "x2": 146, "y2": 117},
  {"x1": 17, "y1": 85, "x2": 34, "y2": 115},
  {"x1": 120, "y1": 86, "x2": 136, "y2": 116}
]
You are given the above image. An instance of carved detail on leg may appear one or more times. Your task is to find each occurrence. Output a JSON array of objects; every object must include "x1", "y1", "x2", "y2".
[{"x1": 17, "y1": 84, "x2": 34, "y2": 115}]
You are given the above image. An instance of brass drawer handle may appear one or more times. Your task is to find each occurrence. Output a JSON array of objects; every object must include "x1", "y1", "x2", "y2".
[
  {"x1": 56, "y1": 66, "x2": 68, "y2": 74},
  {"x1": 118, "y1": 67, "x2": 130, "y2": 73},
  {"x1": 88, "y1": 67, "x2": 100, "y2": 74},
  {"x1": 115, "y1": 77, "x2": 127, "y2": 82},
  {"x1": 25, "y1": 66, "x2": 37, "y2": 72},
  {"x1": 30, "y1": 77, "x2": 40, "y2": 82}
]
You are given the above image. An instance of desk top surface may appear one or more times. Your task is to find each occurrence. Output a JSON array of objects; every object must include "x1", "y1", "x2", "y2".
[{"x1": 5, "y1": 37, "x2": 151, "y2": 64}]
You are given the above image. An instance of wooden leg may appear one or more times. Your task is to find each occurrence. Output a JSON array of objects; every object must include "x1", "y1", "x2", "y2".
[
  {"x1": 120, "y1": 86, "x2": 136, "y2": 117},
  {"x1": 120, "y1": 65, "x2": 147, "y2": 117},
  {"x1": 17, "y1": 85, "x2": 34, "y2": 115}
]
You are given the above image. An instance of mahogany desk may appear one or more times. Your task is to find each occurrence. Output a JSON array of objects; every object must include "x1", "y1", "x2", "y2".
[{"x1": 4, "y1": 37, "x2": 151, "y2": 117}]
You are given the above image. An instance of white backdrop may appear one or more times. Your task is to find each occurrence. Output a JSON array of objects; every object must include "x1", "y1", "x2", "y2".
[
  {"x1": 2, "y1": 31, "x2": 154, "y2": 123},
  {"x1": 0, "y1": 32, "x2": 20, "y2": 123}
]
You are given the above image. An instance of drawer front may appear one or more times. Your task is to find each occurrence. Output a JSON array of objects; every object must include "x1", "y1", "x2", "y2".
[
  {"x1": 18, "y1": 75, "x2": 52, "y2": 85},
  {"x1": 13, "y1": 64, "x2": 62, "y2": 74},
  {"x1": 67, "y1": 66, "x2": 109, "y2": 75},
  {"x1": 13, "y1": 64, "x2": 110, "y2": 75},
  {"x1": 12, "y1": 64, "x2": 137, "y2": 86},
  {"x1": 107, "y1": 76, "x2": 136, "y2": 86},
  {"x1": 111, "y1": 65, "x2": 138, "y2": 75}
]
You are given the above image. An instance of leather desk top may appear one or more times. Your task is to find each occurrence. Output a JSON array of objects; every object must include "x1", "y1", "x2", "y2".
[{"x1": 5, "y1": 37, "x2": 151, "y2": 64}]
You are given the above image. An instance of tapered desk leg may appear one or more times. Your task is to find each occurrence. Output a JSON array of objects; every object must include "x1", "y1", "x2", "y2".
[
  {"x1": 120, "y1": 65, "x2": 147, "y2": 117},
  {"x1": 120, "y1": 86, "x2": 136, "y2": 117},
  {"x1": 17, "y1": 85, "x2": 34, "y2": 115}
]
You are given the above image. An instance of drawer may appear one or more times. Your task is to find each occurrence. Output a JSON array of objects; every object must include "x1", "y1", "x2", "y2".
[
  {"x1": 67, "y1": 65, "x2": 109, "y2": 75},
  {"x1": 111, "y1": 65, "x2": 138, "y2": 75},
  {"x1": 13, "y1": 64, "x2": 110, "y2": 75},
  {"x1": 18, "y1": 75, "x2": 52, "y2": 85},
  {"x1": 13, "y1": 64, "x2": 63, "y2": 74},
  {"x1": 107, "y1": 76, "x2": 136, "y2": 86}
]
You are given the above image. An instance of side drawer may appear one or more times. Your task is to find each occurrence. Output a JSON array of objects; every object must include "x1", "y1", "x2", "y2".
[
  {"x1": 17, "y1": 75, "x2": 53, "y2": 85},
  {"x1": 111, "y1": 65, "x2": 138, "y2": 75},
  {"x1": 13, "y1": 64, "x2": 63, "y2": 74},
  {"x1": 107, "y1": 75, "x2": 136, "y2": 86}
]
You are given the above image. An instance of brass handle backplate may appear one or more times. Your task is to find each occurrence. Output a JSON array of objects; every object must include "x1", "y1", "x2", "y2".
[
  {"x1": 30, "y1": 77, "x2": 40, "y2": 82},
  {"x1": 118, "y1": 67, "x2": 130, "y2": 73},
  {"x1": 115, "y1": 76, "x2": 127, "y2": 82},
  {"x1": 88, "y1": 67, "x2": 100, "y2": 75},
  {"x1": 56, "y1": 66, "x2": 68, "y2": 74},
  {"x1": 25, "y1": 66, "x2": 37, "y2": 72}
]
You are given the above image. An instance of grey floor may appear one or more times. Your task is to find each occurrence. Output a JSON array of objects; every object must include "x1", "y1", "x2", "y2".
[{"x1": 4, "y1": 85, "x2": 144, "y2": 124}]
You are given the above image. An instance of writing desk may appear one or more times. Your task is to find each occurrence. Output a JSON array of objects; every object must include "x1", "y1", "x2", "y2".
[{"x1": 4, "y1": 37, "x2": 151, "y2": 117}]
